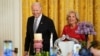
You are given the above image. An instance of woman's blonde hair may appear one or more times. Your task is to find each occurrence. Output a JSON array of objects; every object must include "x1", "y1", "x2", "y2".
[{"x1": 67, "y1": 11, "x2": 79, "y2": 22}]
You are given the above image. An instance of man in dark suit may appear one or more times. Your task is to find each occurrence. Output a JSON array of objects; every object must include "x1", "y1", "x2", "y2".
[{"x1": 24, "y1": 2, "x2": 58, "y2": 56}]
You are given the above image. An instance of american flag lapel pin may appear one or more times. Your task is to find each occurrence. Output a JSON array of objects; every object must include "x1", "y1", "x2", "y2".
[{"x1": 41, "y1": 22, "x2": 43, "y2": 24}]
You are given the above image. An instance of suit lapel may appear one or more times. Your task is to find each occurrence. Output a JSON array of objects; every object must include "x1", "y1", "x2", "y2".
[{"x1": 32, "y1": 16, "x2": 35, "y2": 33}]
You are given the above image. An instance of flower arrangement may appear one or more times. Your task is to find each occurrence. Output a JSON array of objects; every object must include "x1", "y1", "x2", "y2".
[
  {"x1": 75, "y1": 22, "x2": 96, "y2": 56},
  {"x1": 76, "y1": 22, "x2": 96, "y2": 35},
  {"x1": 75, "y1": 22, "x2": 96, "y2": 44}
]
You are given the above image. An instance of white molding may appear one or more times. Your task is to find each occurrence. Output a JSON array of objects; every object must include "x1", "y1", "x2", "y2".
[{"x1": 0, "y1": 0, "x2": 22, "y2": 56}]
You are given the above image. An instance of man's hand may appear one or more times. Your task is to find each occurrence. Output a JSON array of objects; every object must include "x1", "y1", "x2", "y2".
[{"x1": 24, "y1": 51, "x2": 28, "y2": 56}]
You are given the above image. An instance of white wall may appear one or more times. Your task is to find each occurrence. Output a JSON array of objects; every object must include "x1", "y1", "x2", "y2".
[{"x1": 0, "y1": 0, "x2": 22, "y2": 56}]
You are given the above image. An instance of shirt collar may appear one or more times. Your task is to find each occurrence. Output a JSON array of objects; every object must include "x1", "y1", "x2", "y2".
[{"x1": 35, "y1": 14, "x2": 42, "y2": 20}]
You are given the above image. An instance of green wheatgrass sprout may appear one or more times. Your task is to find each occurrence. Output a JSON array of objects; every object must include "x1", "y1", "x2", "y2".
[
  {"x1": 81, "y1": 41, "x2": 87, "y2": 48},
  {"x1": 35, "y1": 51, "x2": 49, "y2": 56},
  {"x1": 91, "y1": 41, "x2": 100, "y2": 50}
]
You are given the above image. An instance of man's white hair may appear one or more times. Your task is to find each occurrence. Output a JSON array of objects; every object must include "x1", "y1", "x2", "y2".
[{"x1": 31, "y1": 2, "x2": 42, "y2": 9}]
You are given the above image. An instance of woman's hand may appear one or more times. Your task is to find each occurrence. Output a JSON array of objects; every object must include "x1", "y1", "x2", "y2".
[{"x1": 67, "y1": 52, "x2": 72, "y2": 56}]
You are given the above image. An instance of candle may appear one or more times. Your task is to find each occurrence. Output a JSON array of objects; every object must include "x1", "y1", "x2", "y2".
[
  {"x1": 34, "y1": 33, "x2": 42, "y2": 41},
  {"x1": 50, "y1": 33, "x2": 56, "y2": 56},
  {"x1": 50, "y1": 33, "x2": 53, "y2": 47},
  {"x1": 34, "y1": 33, "x2": 43, "y2": 54}
]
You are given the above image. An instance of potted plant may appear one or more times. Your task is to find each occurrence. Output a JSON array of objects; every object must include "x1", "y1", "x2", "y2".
[{"x1": 75, "y1": 22, "x2": 96, "y2": 56}]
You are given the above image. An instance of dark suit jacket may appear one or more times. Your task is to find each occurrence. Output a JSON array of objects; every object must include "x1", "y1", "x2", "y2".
[{"x1": 24, "y1": 15, "x2": 58, "y2": 55}]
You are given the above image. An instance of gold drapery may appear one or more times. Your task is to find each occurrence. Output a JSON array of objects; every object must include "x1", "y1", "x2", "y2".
[{"x1": 22, "y1": 0, "x2": 100, "y2": 55}]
